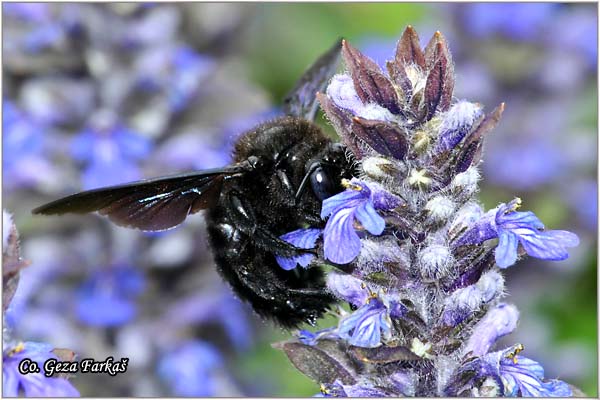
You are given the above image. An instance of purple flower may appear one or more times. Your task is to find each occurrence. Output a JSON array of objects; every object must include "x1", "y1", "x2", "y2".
[
  {"x1": 359, "y1": 36, "x2": 396, "y2": 70},
  {"x1": 462, "y1": 3, "x2": 558, "y2": 41},
  {"x1": 20, "y1": 78, "x2": 95, "y2": 126},
  {"x1": 121, "y1": 6, "x2": 179, "y2": 48},
  {"x1": 484, "y1": 141, "x2": 566, "y2": 190},
  {"x1": 482, "y1": 347, "x2": 572, "y2": 397},
  {"x1": 3, "y1": 3, "x2": 50, "y2": 22},
  {"x1": 465, "y1": 303, "x2": 520, "y2": 357},
  {"x1": 326, "y1": 271, "x2": 369, "y2": 307},
  {"x1": 275, "y1": 228, "x2": 322, "y2": 270},
  {"x1": 135, "y1": 45, "x2": 215, "y2": 112},
  {"x1": 71, "y1": 113, "x2": 152, "y2": 189},
  {"x1": 297, "y1": 328, "x2": 338, "y2": 346},
  {"x1": 75, "y1": 265, "x2": 145, "y2": 327},
  {"x1": 321, "y1": 179, "x2": 402, "y2": 264},
  {"x1": 3, "y1": 101, "x2": 59, "y2": 191},
  {"x1": 163, "y1": 291, "x2": 252, "y2": 351},
  {"x1": 551, "y1": 7, "x2": 598, "y2": 67},
  {"x1": 4, "y1": 6, "x2": 68, "y2": 54},
  {"x1": 455, "y1": 198, "x2": 579, "y2": 268},
  {"x1": 154, "y1": 131, "x2": 232, "y2": 171},
  {"x1": 157, "y1": 340, "x2": 222, "y2": 397},
  {"x1": 3, "y1": 342, "x2": 80, "y2": 397},
  {"x1": 338, "y1": 296, "x2": 392, "y2": 348}
]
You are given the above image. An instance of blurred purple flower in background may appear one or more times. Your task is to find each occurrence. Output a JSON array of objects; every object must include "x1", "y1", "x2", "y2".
[
  {"x1": 71, "y1": 112, "x2": 152, "y2": 189},
  {"x1": 134, "y1": 45, "x2": 215, "y2": 112},
  {"x1": 3, "y1": 3, "x2": 270, "y2": 396},
  {"x1": 157, "y1": 341, "x2": 222, "y2": 397},
  {"x1": 3, "y1": 2, "x2": 596, "y2": 397},
  {"x1": 163, "y1": 290, "x2": 253, "y2": 351},
  {"x1": 3, "y1": 3, "x2": 50, "y2": 22},
  {"x1": 3, "y1": 101, "x2": 60, "y2": 192},
  {"x1": 75, "y1": 265, "x2": 145, "y2": 327},
  {"x1": 484, "y1": 140, "x2": 566, "y2": 190},
  {"x1": 3, "y1": 3, "x2": 67, "y2": 54},
  {"x1": 3, "y1": 342, "x2": 80, "y2": 397},
  {"x1": 462, "y1": 3, "x2": 558, "y2": 40}
]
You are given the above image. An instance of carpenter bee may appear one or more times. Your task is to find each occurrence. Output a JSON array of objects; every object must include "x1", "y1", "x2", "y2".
[{"x1": 32, "y1": 40, "x2": 356, "y2": 327}]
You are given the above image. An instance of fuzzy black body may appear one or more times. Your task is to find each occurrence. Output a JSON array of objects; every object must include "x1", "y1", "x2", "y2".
[
  {"x1": 31, "y1": 39, "x2": 352, "y2": 328},
  {"x1": 208, "y1": 117, "x2": 352, "y2": 326}
]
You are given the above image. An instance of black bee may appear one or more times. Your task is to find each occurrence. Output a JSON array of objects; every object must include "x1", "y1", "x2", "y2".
[{"x1": 32, "y1": 40, "x2": 356, "y2": 327}]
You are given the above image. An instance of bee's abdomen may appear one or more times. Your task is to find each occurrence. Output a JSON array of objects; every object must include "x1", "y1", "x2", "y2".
[{"x1": 207, "y1": 208, "x2": 335, "y2": 327}]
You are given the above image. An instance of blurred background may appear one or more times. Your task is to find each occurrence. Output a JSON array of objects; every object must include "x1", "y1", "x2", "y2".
[{"x1": 2, "y1": 2, "x2": 597, "y2": 396}]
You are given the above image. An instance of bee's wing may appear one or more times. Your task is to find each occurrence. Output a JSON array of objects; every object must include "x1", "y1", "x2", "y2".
[
  {"x1": 32, "y1": 166, "x2": 246, "y2": 231},
  {"x1": 283, "y1": 38, "x2": 342, "y2": 121}
]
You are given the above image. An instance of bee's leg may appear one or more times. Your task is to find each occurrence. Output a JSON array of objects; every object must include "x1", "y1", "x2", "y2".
[{"x1": 227, "y1": 192, "x2": 312, "y2": 258}]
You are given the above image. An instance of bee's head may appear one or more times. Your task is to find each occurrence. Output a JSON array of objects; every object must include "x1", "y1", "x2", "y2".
[{"x1": 298, "y1": 143, "x2": 355, "y2": 201}]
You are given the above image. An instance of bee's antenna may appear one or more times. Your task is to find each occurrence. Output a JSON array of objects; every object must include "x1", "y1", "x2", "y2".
[{"x1": 295, "y1": 162, "x2": 320, "y2": 200}]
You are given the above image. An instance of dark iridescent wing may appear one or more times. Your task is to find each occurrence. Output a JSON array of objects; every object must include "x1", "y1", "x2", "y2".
[
  {"x1": 283, "y1": 38, "x2": 342, "y2": 121},
  {"x1": 32, "y1": 166, "x2": 246, "y2": 231}
]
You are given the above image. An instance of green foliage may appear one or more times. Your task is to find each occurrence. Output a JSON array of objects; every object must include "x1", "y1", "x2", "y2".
[{"x1": 242, "y1": 4, "x2": 427, "y2": 101}]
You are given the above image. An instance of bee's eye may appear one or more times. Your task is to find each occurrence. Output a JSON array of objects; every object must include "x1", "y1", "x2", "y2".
[{"x1": 310, "y1": 166, "x2": 334, "y2": 201}]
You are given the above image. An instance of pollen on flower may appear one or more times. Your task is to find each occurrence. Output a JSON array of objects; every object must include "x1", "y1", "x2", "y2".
[
  {"x1": 506, "y1": 343, "x2": 524, "y2": 364},
  {"x1": 341, "y1": 178, "x2": 362, "y2": 191},
  {"x1": 413, "y1": 130, "x2": 430, "y2": 151},
  {"x1": 319, "y1": 384, "x2": 328, "y2": 394},
  {"x1": 408, "y1": 168, "x2": 431, "y2": 187},
  {"x1": 366, "y1": 290, "x2": 379, "y2": 304},
  {"x1": 11, "y1": 342, "x2": 25, "y2": 355},
  {"x1": 506, "y1": 197, "x2": 522, "y2": 213},
  {"x1": 410, "y1": 338, "x2": 432, "y2": 359}
]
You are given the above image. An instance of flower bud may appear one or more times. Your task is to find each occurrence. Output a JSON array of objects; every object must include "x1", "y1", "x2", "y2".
[
  {"x1": 425, "y1": 195, "x2": 456, "y2": 223},
  {"x1": 357, "y1": 238, "x2": 407, "y2": 275},
  {"x1": 418, "y1": 243, "x2": 452, "y2": 279},
  {"x1": 327, "y1": 74, "x2": 395, "y2": 122},
  {"x1": 472, "y1": 377, "x2": 500, "y2": 397},
  {"x1": 451, "y1": 285, "x2": 482, "y2": 311},
  {"x1": 436, "y1": 101, "x2": 483, "y2": 152},
  {"x1": 362, "y1": 156, "x2": 399, "y2": 180},
  {"x1": 451, "y1": 167, "x2": 480, "y2": 196},
  {"x1": 476, "y1": 270, "x2": 504, "y2": 303}
]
